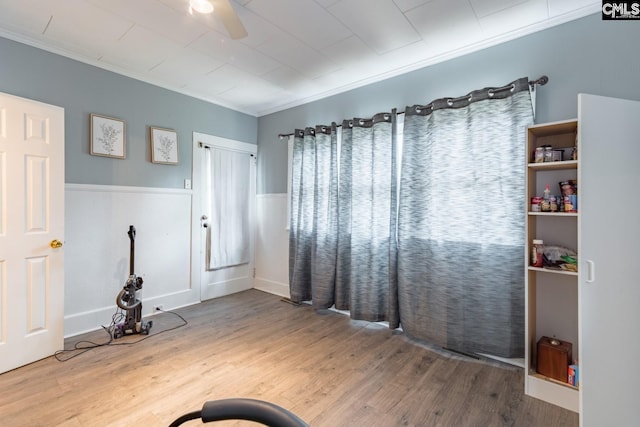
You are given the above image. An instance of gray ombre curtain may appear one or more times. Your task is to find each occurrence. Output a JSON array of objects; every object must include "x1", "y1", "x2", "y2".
[
  {"x1": 289, "y1": 114, "x2": 398, "y2": 323},
  {"x1": 336, "y1": 113, "x2": 398, "y2": 321},
  {"x1": 289, "y1": 126, "x2": 338, "y2": 307},
  {"x1": 397, "y1": 78, "x2": 534, "y2": 358}
]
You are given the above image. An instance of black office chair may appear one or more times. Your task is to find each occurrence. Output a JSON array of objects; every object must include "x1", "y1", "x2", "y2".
[{"x1": 169, "y1": 398, "x2": 309, "y2": 427}]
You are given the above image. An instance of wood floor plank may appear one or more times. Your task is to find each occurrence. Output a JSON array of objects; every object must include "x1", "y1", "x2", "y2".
[{"x1": 0, "y1": 290, "x2": 578, "y2": 426}]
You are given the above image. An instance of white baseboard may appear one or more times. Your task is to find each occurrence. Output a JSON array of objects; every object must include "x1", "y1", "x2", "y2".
[
  {"x1": 64, "y1": 306, "x2": 123, "y2": 338},
  {"x1": 254, "y1": 277, "x2": 289, "y2": 299},
  {"x1": 203, "y1": 279, "x2": 253, "y2": 300},
  {"x1": 64, "y1": 289, "x2": 197, "y2": 337}
]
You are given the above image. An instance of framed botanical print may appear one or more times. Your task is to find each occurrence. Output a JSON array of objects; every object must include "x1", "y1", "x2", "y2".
[
  {"x1": 150, "y1": 126, "x2": 179, "y2": 165},
  {"x1": 90, "y1": 114, "x2": 126, "y2": 159}
]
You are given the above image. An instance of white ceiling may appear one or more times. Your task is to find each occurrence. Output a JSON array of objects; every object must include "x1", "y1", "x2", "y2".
[{"x1": 0, "y1": 0, "x2": 599, "y2": 116}]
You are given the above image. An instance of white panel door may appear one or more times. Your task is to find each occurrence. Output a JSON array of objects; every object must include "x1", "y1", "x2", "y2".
[
  {"x1": 0, "y1": 92, "x2": 65, "y2": 374},
  {"x1": 578, "y1": 94, "x2": 640, "y2": 426},
  {"x1": 191, "y1": 132, "x2": 256, "y2": 301}
]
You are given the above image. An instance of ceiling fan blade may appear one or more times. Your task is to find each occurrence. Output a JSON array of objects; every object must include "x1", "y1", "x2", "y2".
[{"x1": 212, "y1": 0, "x2": 248, "y2": 39}]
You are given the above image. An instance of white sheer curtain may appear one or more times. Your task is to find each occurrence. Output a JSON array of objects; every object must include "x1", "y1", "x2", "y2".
[{"x1": 205, "y1": 147, "x2": 251, "y2": 270}]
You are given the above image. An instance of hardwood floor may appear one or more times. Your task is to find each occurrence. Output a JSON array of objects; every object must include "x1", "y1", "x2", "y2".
[{"x1": 0, "y1": 289, "x2": 578, "y2": 426}]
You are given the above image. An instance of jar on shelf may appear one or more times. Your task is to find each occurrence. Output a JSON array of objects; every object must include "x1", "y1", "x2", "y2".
[
  {"x1": 534, "y1": 147, "x2": 544, "y2": 163},
  {"x1": 531, "y1": 239, "x2": 544, "y2": 267},
  {"x1": 543, "y1": 145, "x2": 553, "y2": 162}
]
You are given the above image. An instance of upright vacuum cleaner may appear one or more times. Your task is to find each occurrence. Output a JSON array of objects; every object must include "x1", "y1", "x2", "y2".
[{"x1": 114, "y1": 225, "x2": 152, "y2": 338}]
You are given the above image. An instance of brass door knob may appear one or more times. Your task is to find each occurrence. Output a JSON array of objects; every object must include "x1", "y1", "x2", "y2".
[{"x1": 50, "y1": 239, "x2": 63, "y2": 249}]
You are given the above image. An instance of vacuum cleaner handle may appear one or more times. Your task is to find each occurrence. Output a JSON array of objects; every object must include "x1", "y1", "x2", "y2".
[
  {"x1": 128, "y1": 225, "x2": 135, "y2": 276},
  {"x1": 115, "y1": 287, "x2": 141, "y2": 311}
]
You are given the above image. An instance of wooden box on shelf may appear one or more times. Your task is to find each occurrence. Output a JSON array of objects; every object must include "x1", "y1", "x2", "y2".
[{"x1": 536, "y1": 336, "x2": 572, "y2": 383}]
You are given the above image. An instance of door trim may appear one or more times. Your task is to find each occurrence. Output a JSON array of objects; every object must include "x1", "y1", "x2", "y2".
[{"x1": 190, "y1": 132, "x2": 257, "y2": 302}]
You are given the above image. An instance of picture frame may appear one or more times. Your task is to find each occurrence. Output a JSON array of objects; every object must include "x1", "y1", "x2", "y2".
[
  {"x1": 150, "y1": 126, "x2": 179, "y2": 165},
  {"x1": 90, "y1": 114, "x2": 126, "y2": 159}
]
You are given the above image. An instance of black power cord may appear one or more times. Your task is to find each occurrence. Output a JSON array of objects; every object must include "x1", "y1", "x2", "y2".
[{"x1": 54, "y1": 308, "x2": 188, "y2": 362}]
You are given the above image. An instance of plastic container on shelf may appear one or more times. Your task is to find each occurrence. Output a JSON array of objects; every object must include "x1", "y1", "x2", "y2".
[{"x1": 552, "y1": 149, "x2": 564, "y2": 161}]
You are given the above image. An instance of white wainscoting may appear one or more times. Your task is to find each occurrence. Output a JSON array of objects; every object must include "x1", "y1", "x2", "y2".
[
  {"x1": 254, "y1": 193, "x2": 290, "y2": 298},
  {"x1": 64, "y1": 184, "x2": 197, "y2": 337}
]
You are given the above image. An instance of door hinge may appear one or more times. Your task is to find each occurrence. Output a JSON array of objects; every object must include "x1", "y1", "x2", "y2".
[{"x1": 252, "y1": 268, "x2": 256, "y2": 278}]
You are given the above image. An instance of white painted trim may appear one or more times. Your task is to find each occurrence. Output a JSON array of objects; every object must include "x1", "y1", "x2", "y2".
[
  {"x1": 64, "y1": 293, "x2": 198, "y2": 338},
  {"x1": 254, "y1": 277, "x2": 289, "y2": 299},
  {"x1": 191, "y1": 132, "x2": 257, "y2": 302},
  {"x1": 204, "y1": 279, "x2": 253, "y2": 300},
  {"x1": 193, "y1": 133, "x2": 257, "y2": 154},
  {"x1": 526, "y1": 374, "x2": 579, "y2": 413},
  {"x1": 65, "y1": 183, "x2": 192, "y2": 195},
  {"x1": 64, "y1": 306, "x2": 121, "y2": 338}
]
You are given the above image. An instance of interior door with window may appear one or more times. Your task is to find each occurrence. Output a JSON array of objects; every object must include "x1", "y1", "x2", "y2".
[
  {"x1": 0, "y1": 92, "x2": 64, "y2": 374},
  {"x1": 191, "y1": 132, "x2": 256, "y2": 301}
]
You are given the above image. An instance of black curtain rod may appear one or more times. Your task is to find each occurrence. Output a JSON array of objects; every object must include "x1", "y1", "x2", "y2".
[{"x1": 278, "y1": 75, "x2": 548, "y2": 139}]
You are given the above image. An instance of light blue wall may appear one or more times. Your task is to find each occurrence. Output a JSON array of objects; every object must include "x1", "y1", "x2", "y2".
[
  {"x1": 257, "y1": 13, "x2": 640, "y2": 194},
  {"x1": 0, "y1": 37, "x2": 257, "y2": 189},
  {"x1": 4, "y1": 13, "x2": 639, "y2": 193}
]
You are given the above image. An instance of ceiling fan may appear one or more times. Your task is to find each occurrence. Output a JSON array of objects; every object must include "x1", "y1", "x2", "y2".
[{"x1": 189, "y1": 0, "x2": 248, "y2": 40}]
